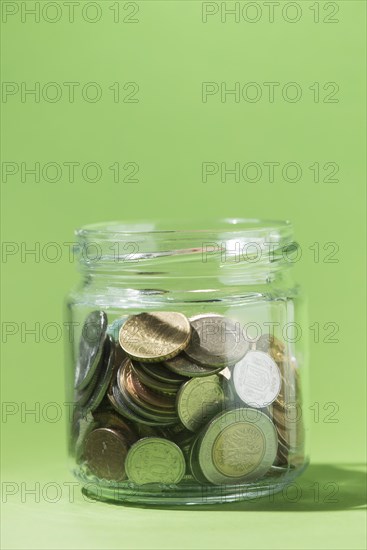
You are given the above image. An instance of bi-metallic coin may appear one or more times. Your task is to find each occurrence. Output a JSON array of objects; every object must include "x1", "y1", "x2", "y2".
[{"x1": 197, "y1": 408, "x2": 278, "y2": 485}]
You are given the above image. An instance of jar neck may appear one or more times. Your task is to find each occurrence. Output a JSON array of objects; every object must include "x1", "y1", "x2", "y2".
[{"x1": 74, "y1": 220, "x2": 298, "y2": 293}]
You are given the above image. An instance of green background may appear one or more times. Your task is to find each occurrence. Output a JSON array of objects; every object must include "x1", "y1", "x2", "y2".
[{"x1": 1, "y1": 1, "x2": 366, "y2": 548}]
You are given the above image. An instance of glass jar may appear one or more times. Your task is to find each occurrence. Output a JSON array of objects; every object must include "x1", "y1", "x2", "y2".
[{"x1": 65, "y1": 219, "x2": 309, "y2": 505}]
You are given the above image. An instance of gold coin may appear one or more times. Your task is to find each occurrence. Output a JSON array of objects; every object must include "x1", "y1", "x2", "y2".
[
  {"x1": 125, "y1": 437, "x2": 186, "y2": 485},
  {"x1": 176, "y1": 376, "x2": 226, "y2": 432},
  {"x1": 119, "y1": 312, "x2": 191, "y2": 362}
]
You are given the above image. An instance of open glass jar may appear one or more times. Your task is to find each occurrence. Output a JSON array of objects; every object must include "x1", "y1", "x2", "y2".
[{"x1": 65, "y1": 219, "x2": 309, "y2": 505}]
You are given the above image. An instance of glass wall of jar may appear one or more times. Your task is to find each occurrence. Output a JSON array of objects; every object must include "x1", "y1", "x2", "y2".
[{"x1": 65, "y1": 219, "x2": 309, "y2": 505}]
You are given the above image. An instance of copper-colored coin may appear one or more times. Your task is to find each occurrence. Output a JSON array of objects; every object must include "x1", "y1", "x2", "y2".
[
  {"x1": 131, "y1": 361, "x2": 179, "y2": 395},
  {"x1": 121, "y1": 360, "x2": 176, "y2": 411},
  {"x1": 118, "y1": 363, "x2": 178, "y2": 421},
  {"x1": 276, "y1": 424, "x2": 294, "y2": 449},
  {"x1": 119, "y1": 312, "x2": 191, "y2": 362},
  {"x1": 92, "y1": 410, "x2": 137, "y2": 445},
  {"x1": 107, "y1": 382, "x2": 176, "y2": 426},
  {"x1": 274, "y1": 447, "x2": 289, "y2": 467},
  {"x1": 270, "y1": 405, "x2": 288, "y2": 429},
  {"x1": 82, "y1": 427, "x2": 129, "y2": 481}
]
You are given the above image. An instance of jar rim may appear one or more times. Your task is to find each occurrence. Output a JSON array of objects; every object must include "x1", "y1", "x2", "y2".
[
  {"x1": 74, "y1": 218, "x2": 298, "y2": 284},
  {"x1": 76, "y1": 218, "x2": 292, "y2": 238}
]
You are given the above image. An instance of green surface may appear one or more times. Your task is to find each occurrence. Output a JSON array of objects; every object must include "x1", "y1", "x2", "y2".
[
  {"x1": 2, "y1": 463, "x2": 366, "y2": 549},
  {"x1": 1, "y1": 1, "x2": 366, "y2": 549}
]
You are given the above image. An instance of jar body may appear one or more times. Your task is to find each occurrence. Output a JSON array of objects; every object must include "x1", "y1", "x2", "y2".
[{"x1": 66, "y1": 221, "x2": 309, "y2": 505}]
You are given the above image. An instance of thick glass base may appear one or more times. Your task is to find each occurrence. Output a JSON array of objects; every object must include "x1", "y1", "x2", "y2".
[{"x1": 74, "y1": 461, "x2": 308, "y2": 506}]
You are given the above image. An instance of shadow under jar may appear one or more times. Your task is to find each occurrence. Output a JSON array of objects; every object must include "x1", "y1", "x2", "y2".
[{"x1": 65, "y1": 219, "x2": 309, "y2": 505}]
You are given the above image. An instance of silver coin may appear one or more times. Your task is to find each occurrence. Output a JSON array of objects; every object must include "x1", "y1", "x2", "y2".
[
  {"x1": 117, "y1": 364, "x2": 178, "y2": 422},
  {"x1": 233, "y1": 351, "x2": 281, "y2": 408},
  {"x1": 185, "y1": 314, "x2": 249, "y2": 368},
  {"x1": 72, "y1": 410, "x2": 95, "y2": 462},
  {"x1": 81, "y1": 335, "x2": 116, "y2": 414},
  {"x1": 75, "y1": 311, "x2": 107, "y2": 390},
  {"x1": 107, "y1": 316, "x2": 128, "y2": 341},
  {"x1": 140, "y1": 361, "x2": 187, "y2": 384},
  {"x1": 164, "y1": 353, "x2": 222, "y2": 378},
  {"x1": 75, "y1": 364, "x2": 102, "y2": 408}
]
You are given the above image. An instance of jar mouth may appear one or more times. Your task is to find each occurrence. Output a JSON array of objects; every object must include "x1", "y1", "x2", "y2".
[
  {"x1": 76, "y1": 218, "x2": 292, "y2": 238},
  {"x1": 74, "y1": 218, "x2": 297, "y2": 285}
]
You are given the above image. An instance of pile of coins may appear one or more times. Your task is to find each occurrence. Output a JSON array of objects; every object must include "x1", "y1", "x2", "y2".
[{"x1": 73, "y1": 310, "x2": 304, "y2": 485}]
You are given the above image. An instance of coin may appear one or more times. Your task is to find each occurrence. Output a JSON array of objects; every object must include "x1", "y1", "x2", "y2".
[
  {"x1": 233, "y1": 351, "x2": 281, "y2": 408},
  {"x1": 119, "y1": 361, "x2": 177, "y2": 420},
  {"x1": 107, "y1": 316, "x2": 128, "y2": 341},
  {"x1": 256, "y1": 334, "x2": 285, "y2": 363},
  {"x1": 185, "y1": 314, "x2": 248, "y2": 368},
  {"x1": 176, "y1": 376, "x2": 226, "y2": 432},
  {"x1": 140, "y1": 362, "x2": 187, "y2": 384},
  {"x1": 197, "y1": 408, "x2": 278, "y2": 484},
  {"x1": 134, "y1": 424, "x2": 160, "y2": 439},
  {"x1": 188, "y1": 436, "x2": 208, "y2": 484},
  {"x1": 269, "y1": 404, "x2": 287, "y2": 429},
  {"x1": 164, "y1": 353, "x2": 222, "y2": 378},
  {"x1": 72, "y1": 410, "x2": 95, "y2": 462},
  {"x1": 127, "y1": 366, "x2": 176, "y2": 411},
  {"x1": 82, "y1": 427, "x2": 129, "y2": 481},
  {"x1": 108, "y1": 383, "x2": 175, "y2": 427},
  {"x1": 131, "y1": 361, "x2": 180, "y2": 395},
  {"x1": 111, "y1": 362, "x2": 178, "y2": 425},
  {"x1": 80, "y1": 335, "x2": 116, "y2": 414},
  {"x1": 125, "y1": 437, "x2": 186, "y2": 485},
  {"x1": 119, "y1": 312, "x2": 191, "y2": 362},
  {"x1": 274, "y1": 450, "x2": 289, "y2": 468},
  {"x1": 119, "y1": 374, "x2": 178, "y2": 422},
  {"x1": 75, "y1": 363, "x2": 103, "y2": 408},
  {"x1": 75, "y1": 311, "x2": 108, "y2": 390},
  {"x1": 170, "y1": 428, "x2": 196, "y2": 451},
  {"x1": 92, "y1": 410, "x2": 137, "y2": 445}
]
